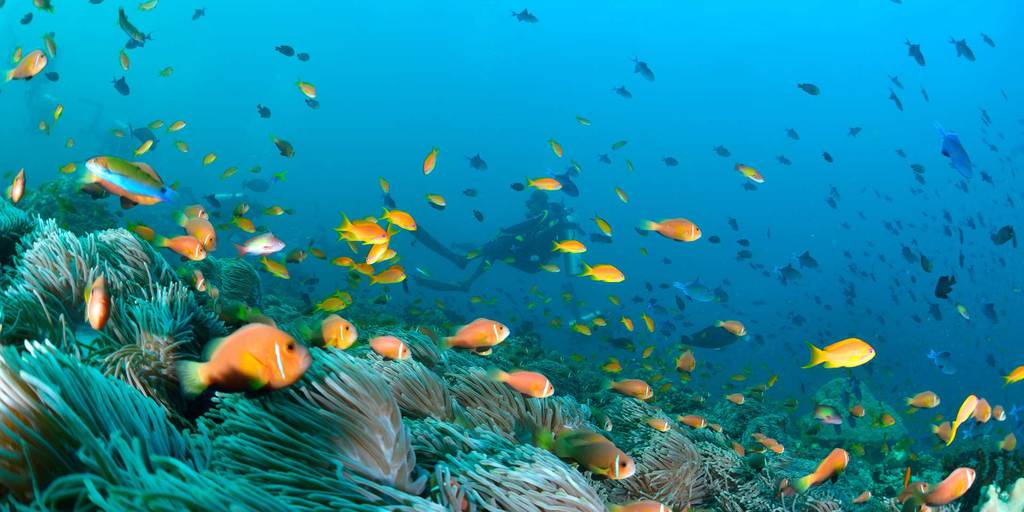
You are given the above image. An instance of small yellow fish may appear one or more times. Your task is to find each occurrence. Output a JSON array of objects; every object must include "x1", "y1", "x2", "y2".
[
  {"x1": 296, "y1": 80, "x2": 316, "y2": 99},
  {"x1": 65, "y1": 137, "x2": 74, "y2": 148},
  {"x1": 134, "y1": 139, "x2": 154, "y2": 156},
  {"x1": 167, "y1": 120, "x2": 186, "y2": 132},
  {"x1": 58, "y1": 162, "x2": 76, "y2": 174},
  {"x1": 148, "y1": 120, "x2": 164, "y2": 130},
  {"x1": 138, "y1": 0, "x2": 158, "y2": 11},
  {"x1": 119, "y1": 50, "x2": 130, "y2": 71},
  {"x1": 159, "y1": 66, "x2": 174, "y2": 77},
  {"x1": 221, "y1": 167, "x2": 238, "y2": 180},
  {"x1": 614, "y1": 187, "x2": 629, "y2": 203},
  {"x1": 53, "y1": 104, "x2": 63, "y2": 122},
  {"x1": 575, "y1": 115, "x2": 591, "y2": 126},
  {"x1": 175, "y1": 140, "x2": 189, "y2": 153},
  {"x1": 202, "y1": 153, "x2": 217, "y2": 166},
  {"x1": 594, "y1": 216, "x2": 612, "y2": 236}
]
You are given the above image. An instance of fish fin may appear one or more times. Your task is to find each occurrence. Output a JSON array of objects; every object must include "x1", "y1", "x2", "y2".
[
  {"x1": 120, "y1": 196, "x2": 137, "y2": 209},
  {"x1": 171, "y1": 210, "x2": 187, "y2": 227},
  {"x1": 946, "y1": 422, "x2": 959, "y2": 446},
  {"x1": 4, "y1": 69, "x2": 13, "y2": 82},
  {"x1": 579, "y1": 262, "x2": 592, "y2": 277},
  {"x1": 801, "y1": 343, "x2": 826, "y2": 368},
  {"x1": 202, "y1": 337, "x2": 227, "y2": 360},
  {"x1": 487, "y1": 368, "x2": 508, "y2": 382},
  {"x1": 234, "y1": 243, "x2": 247, "y2": 257},
  {"x1": 239, "y1": 352, "x2": 270, "y2": 389},
  {"x1": 639, "y1": 220, "x2": 659, "y2": 231},
  {"x1": 151, "y1": 235, "x2": 168, "y2": 248},
  {"x1": 177, "y1": 361, "x2": 208, "y2": 397},
  {"x1": 792, "y1": 474, "x2": 812, "y2": 493}
]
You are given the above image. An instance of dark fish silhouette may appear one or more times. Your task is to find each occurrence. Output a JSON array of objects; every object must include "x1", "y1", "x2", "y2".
[
  {"x1": 798, "y1": 251, "x2": 818, "y2": 268},
  {"x1": 462, "y1": 188, "x2": 478, "y2": 197},
  {"x1": 713, "y1": 145, "x2": 730, "y2": 157},
  {"x1": 554, "y1": 171, "x2": 579, "y2": 197},
  {"x1": 991, "y1": 225, "x2": 1016, "y2": 247},
  {"x1": 598, "y1": 153, "x2": 611, "y2": 164},
  {"x1": 823, "y1": 151, "x2": 833, "y2": 163},
  {"x1": 980, "y1": 33, "x2": 995, "y2": 47},
  {"x1": 632, "y1": 57, "x2": 655, "y2": 81},
  {"x1": 275, "y1": 45, "x2": 294, "y2": 57},
  {"x1": 776, "y1": 155, "x2": 791, "y2": 165},
  {"x1": 888, "y1": 88, "x2": 903, "y2": 111},
  {"x1": 512, "y1": 9, "x2": 538, "y2": 23},
  {"x1": 662, "y1": 157, "x2": 678, "y2": 167},
  {"x1": 44, "y1": 71, "x2": 59, "y2": 82},
  {"x1": 786, "y1": 128, "x2": 800, "y2": 140},
  {"x1": 889, "y1": 75, "x2": 904, "y2": 90},
  {"x1": 297, "y1": 52, "x2": 310, "y2": 62},
  {"x1": 613, "y1": 86, "x2": 632, "y2": 99},
  {"x1": 256, "y1": 104, "x2": 271, "y2": 118},
  {"x1": 797, "y1": 83, "x2": 820, "y2": 95},
  {"x1": 905, "y1": 39, "x2": 926, "y2": 66},
  {"x1": 949, "y1": 37, "x2": 975, "y2": 61},
  {"x1": 848, "y1": 127, "x2": 862, "y2": 137},
  {"x1": 20, "y1": 12, "x2": 32, "y2": 24},
  {"x1": 473, "y1": 210, "x2": 484, "y2": 222},
  {"x1": 934, "y1": 275, "x2": 955, "y2": 298},
  {"x1": 305, "y1": 99, "x2": 320, "y2": 109},
  {"x1": 192, "y1": 8, "x2": 205, "y2": 20},
  {"x1": 112, "y1": 76, "x2": 130, "y2": 96},
  {"x1": 467, "y1": 153, "x2": 488, "y2": 170},
  {"x1": 921, "y1": 87, "x2": 929, "y2": 103}
]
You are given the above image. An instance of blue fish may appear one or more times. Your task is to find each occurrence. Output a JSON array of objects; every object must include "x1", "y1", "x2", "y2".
[
  {"x1": 672, "y1": 279, "x2": 715, "y2": 302},
  {"x1": 936, "y1": 124, "x2": 973, "y2": 178}
]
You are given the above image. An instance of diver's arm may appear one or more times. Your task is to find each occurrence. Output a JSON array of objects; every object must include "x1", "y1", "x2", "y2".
[
  {"x1": 499, "y1": 213, "x2": 545, "y2": 236},
  {"x1": 409, "y1": 226, "x2": 468, "y2": 270}
]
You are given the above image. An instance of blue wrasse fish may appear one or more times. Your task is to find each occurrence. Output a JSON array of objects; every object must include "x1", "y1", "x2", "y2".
[
  {"x1": 83, "y1": 156, "x2": 174, "y2": 208},
  {"x1": 936, "y1": 124, "x2": 973, "y2": 178}
]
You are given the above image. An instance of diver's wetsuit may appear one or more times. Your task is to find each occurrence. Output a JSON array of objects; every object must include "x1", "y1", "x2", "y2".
[{"x1": 406, "y1": 193, "x2": 580, "y2": 292}]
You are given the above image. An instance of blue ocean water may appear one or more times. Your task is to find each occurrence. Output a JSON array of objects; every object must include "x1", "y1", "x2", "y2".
[{"x1": 1, "y1": 0, "x2": 1022, "y2": 460}]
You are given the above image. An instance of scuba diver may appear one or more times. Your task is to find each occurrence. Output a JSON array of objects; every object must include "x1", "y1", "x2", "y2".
[{"x1": 397, "y1": 190, "x2": 583, "y2": 292}]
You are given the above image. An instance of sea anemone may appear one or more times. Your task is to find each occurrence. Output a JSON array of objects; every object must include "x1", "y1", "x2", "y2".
[
  {"x1": 606, "y1": 431, "x2": 709, "y2": 509},
  {"x1": 372, "y1": 357, "x2": 456, "y2": 421},
  {"x1": 202, "y1": 350, "x2": 433, "y2": 510},
  {"x1": 0, "y1": 341, "x2": 195, "y2": 501}
]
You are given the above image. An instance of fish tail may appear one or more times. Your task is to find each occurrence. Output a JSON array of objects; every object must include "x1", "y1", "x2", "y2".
[
  {"x1": 639, "y1": 220, "x2": 659, "y2": 231},
  {"x1": 151, "y1": 234, "x2": 168, "y2": 248},
  {"x1": 792, "y1": 474, "x2": 813, "y2": 493},
  {"x1": 579, "y1": 262, "x2": 592, "y2": 277},
  {"x1": 801, "y1": 342, "x2": 826, "y2": 369},
  {"x1": 234, "y1": 243, "x2": 247, "y2": 257},
  {"x1": 4, "y1": 68, "x2": 13, "y2": 82},
  {"x1": 551, "y1": 240, "x2": 561, "y2": 252},
  {"x1": 177, "y1": 360, "x2": 208, "y2": 397},
  {"x1": 171, "y1": 210, "x2": 187, "y2": 227},
  {"x1": 487, "y1": 368, "x2": 508, "y2": 382}
]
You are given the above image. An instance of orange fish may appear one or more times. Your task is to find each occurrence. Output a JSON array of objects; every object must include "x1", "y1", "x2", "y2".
[
  {"x1": 792, "y1": 448, "x2": 849, "y2": 492},
  {"x1": 716, "y1": 320, "x2": 747, "y2": 336},
  {"x1": 726, "y1": 393, "x2": 745, "y2": 405},
  {"x1": 8, "y1": 168, "x2": 25, "y2": 204},
  {"x1": 491, "y1": 369, "x2": 553, "y2": 398},
  {"x1": 193, "y1": 270, "x2": 207, "y2": 292},
  {"x1": 601, "y1": 357, "x2": 622, "y2": 373},
  {"x1": 972, "y1": 397, "x2": 992, "y2": 423},
  {"x1": 444, "y1": 318, "x2": 510, "y2": 352},
  {"x1": 6, "y1": 49, "x2": 47, "y2": 81},
  {"x1": 640, "y1": 312, "x2": 654, "y2": 333},
  {"x1": 369, "y1": 335, "x2": 410, "y2": 360},
  {"x1": 177, "y1": 323, "x2": 311, "y2": 396},
  {"x1": 1000, "y1": 432, "x2": 1016, "y2": 452},
  {"x1": 581, "y1": 263, "x2": 624, "y2": 283},
  {"x1": 852, "y1": 491, "x2": 871, "y2": 504},
  {"x1": 155, "y1": 235, "x2": 207, "y2": 261},
  {"x1": 127, "y1": 221, "x2": 155, "y2": 241},
  {"x1": 677, "y1": 414, "x2": 707, "y2": 429},
  {"x1": 992, "y1": 404, "x2": 1006, "y2": 421},
  {"x1": 676, "y1": 350, "x2": 696, "y2": 373},
  {"x1": 175, "y1": 214, "x2": 217, "y2": 251},
  {"x1": 548, "y1": 138, "x2": 563, "y2": 158},
  {"x1": 550, "y1": 428, "x2": 634, "y2": 480},
  {"x1": 322, "y1": 314, "x2": 358, "y2": 350},
  {"x1": 849, "y1": 404, "x2": 865, "y2": 417},
  {"x1": 932, "y1": 421, "x2": 953, "y2": 444},
  {"x1": 620, "y1": 316, "x2": 634, "y2": 332},
  {"x1": 906, "y1": 391, "x2": 941, "y2": 409},
  {"x1": 606, "y1": 379, "x2": 653, "y2": 400},
  {"x1": 640, "y1": 218, "x2": 702, "y2": 242},
  {"x1": 528, "y1": 177, "x2": 562, "y2": 191},
  {"x1": 381, "y1": 207, "x2": 416, "y2": 231},
  {"x1": 336, "y1": 214, "x2": 389, "y2": 245},
  {"x1": 731, "y1": 442, "x2": 745, "y2": 457},
  {"x1": 552, "y1": 239, "x2": 586, "y2": 253},
  {"x1": 370, "y1": 265, "x2": 406, "y2": 285},
  {"x1": 84, "y1": 275, "x2": 110, "y2": 330},
  {"x1": 924, "y1": 467, "x2": 975, "y2": 506},
  {"x1": 802, "y1": 337, "x2": 875, "y2": 369},
  {"x1": 423, "y1": 147, "x2": 439, "y2": 175},
  {"x1": 644, "y1": 417, "x2": 670, "y2": 432}
]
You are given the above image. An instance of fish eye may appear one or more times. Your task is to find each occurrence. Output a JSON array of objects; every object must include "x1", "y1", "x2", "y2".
[
  {"x1": 343, "y1": 325, "x2": 349, "y2": 331},
  {"x1": 286, "y1": 342, "x2": 295, "y2": 351},
  {"x1": 619, "y1": 461, "x2": 628, "y2": 467}
]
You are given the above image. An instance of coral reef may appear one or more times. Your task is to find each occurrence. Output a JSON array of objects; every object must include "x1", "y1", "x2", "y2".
[
  {"x1": 0, "y1": 204, "x2": 1006, "y2": 512},
  {"x1": 977, "y1": 478, "x2": 1024, "y2": 512}
]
